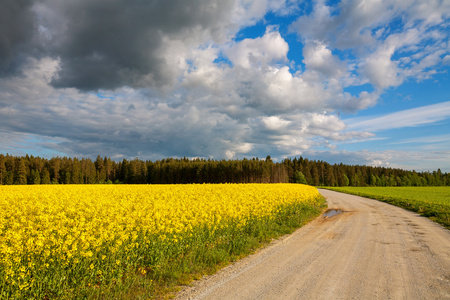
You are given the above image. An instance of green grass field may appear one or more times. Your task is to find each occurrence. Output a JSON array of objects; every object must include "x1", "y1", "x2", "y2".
[{"x1": 324, "y1": 187, "x2": 450, "y2": 229}]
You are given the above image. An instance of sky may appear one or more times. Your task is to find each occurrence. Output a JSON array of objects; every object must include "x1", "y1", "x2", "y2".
[{"x1": 0, "y1": 0, "x2": 449, "y2": 172}]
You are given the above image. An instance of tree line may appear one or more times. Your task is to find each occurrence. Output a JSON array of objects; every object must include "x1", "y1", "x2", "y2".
[{"x1": 0, "y1": 153, "x2": 448, "y2": 186}]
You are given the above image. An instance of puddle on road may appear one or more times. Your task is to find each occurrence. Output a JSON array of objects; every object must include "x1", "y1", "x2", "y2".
[{"x1": 323, "y1": 209, "x2": 343, "y2": 218}]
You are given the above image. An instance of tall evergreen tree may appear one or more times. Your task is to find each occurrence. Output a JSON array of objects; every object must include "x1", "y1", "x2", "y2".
[
  {"x1": 0, "y1": 154, "x2": 5, "y2": 185},
  {"x1": 14, "y1": 159, "x2": 27, "y2": 185},
  {"x1": 30, "y1": 169, "x2": 41, "y2": 184}
]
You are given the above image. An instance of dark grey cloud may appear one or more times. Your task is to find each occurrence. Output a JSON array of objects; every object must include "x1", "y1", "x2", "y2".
[
  {"x1": 41, "y1": 0, "x2": 236, "y2": 91},
  {"x1": 0, "y1": 0, "x2": 36, "y2": 75}
]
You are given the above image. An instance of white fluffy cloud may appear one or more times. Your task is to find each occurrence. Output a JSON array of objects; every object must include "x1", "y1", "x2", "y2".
[
  {"x1": 225, "y1": 27, "x2": 289, "y2": 69},
  {"x1": 302, "y1": 41, "x2": 345, "y2": 78},
  {"x1": 291, "y1": 0, "x2": 449, "y2": 91}
]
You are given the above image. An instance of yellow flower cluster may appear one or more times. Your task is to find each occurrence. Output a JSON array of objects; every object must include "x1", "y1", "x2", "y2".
[{"x1": 0, "y1": 184, "x2": 321, "y2": 297}]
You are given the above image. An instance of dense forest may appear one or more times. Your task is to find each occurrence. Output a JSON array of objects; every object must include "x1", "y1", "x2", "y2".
[{"x1": 0, "y1": 153, "x2": 448, "y2": 186}]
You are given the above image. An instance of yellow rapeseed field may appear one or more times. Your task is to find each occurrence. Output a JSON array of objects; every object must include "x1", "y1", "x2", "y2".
[{"x1": 0, "y1": 184, "x2": 322, "y2": 298}]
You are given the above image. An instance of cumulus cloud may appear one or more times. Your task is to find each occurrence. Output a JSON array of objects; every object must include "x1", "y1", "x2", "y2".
[
  {"x1": 225, "y1": 27, "x2": 288, "y2": 69},
  {"x1": 290, "y1": 0, "x2": 450, "y2": 92},
  {"x1": 28, "y1": 0, "x2": 303, "y2": 92},
  {"x1": 33, "y1": 0, "x2": 239, "y2": 91},
  {"x1": 261, "y1": 116, "x2": 290, "y2": 131},
  {"x1": 302, "y1": 41, "x2": 345, "y2": 78},
  {"x1": 0, "y1": 0, "x2": 37, "y2": 75},
  {"x1": 360, "y1": 28, "x2": 423, "y2": 89}
]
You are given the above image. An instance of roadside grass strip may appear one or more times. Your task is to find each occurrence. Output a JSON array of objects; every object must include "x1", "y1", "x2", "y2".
[
  {"x1": 0, "y1": 184, "x2": 325, "y2": 299},
  {"x1": 324, "y1": 187, "x2": 450, "y2": 229}
]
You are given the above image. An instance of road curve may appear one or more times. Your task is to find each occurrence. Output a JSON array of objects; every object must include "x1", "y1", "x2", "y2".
[{"x1": 175, "y1": 189, "x2": 450, "y2": 300}]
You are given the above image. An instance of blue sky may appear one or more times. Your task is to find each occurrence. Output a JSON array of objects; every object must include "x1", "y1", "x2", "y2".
[{"x1": 0, "y1": 0, "x2": 449, "y2": 171}]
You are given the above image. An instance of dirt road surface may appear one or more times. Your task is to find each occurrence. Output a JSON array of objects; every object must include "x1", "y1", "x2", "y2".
[{"x1": 175, "y1": 189, "x2": 450, "y2": 299}]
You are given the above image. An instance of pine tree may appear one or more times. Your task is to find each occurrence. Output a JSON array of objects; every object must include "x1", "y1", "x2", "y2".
[
  {"x1": 14, "y1": 159, "x2": 27, "y2": 185},
  {"x1": 30, "y1": 169, "x2": 41, "y2": 184},
  {"x1": 0, "y1": 154, "x2": 5, "y2": 185},
  {"x1": 311, "y1": 165, "x2": 320, "y2": 186},
  {"x1": 50, "y1": 158, "x2": 61, "y2": 183},
  {"x1": 94, "y1": 155, "x2": 106, "y2": 183},
  {"x1": 41, "y1": 169, "x2": 51, "y2": 184}
]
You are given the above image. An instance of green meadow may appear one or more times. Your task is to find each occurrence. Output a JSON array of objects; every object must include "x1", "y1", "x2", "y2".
[{"x1": 325, "y1": 187, "x2": 450, "y2": 229}]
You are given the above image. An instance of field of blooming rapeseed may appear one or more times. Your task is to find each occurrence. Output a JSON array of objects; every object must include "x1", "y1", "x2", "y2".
[{"x1": 0, "y1": 184, "x2": 324, "y2": 299}]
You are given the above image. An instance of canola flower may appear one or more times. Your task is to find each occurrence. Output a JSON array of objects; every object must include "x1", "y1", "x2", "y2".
[{"x1": 0, "y1": 184, "x2": 322, "y2": 298}]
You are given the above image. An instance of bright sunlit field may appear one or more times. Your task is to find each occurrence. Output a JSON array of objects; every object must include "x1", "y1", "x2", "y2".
[{"x1": 0, "y1": 184, "x2": 324, "y2": 299}]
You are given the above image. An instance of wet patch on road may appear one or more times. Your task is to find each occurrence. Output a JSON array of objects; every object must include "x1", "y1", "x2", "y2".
[{"x1": 323, "y1": 209, "x2": 344, "y2": 218}]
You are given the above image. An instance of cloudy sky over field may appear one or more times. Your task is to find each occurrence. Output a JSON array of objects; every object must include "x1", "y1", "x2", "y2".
[{"x1": 1, "y1": 0, "x2": 449, "y2": 171}]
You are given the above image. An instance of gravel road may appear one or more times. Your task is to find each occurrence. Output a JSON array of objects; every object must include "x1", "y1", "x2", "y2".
[{"x1": 175, "y1": 189, "x2": 450, "y2": 299}]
